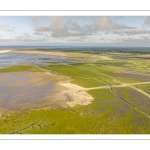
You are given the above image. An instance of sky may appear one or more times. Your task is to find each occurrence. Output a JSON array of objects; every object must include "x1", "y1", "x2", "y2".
[{"x1": 0, "y1": 16, "x2": 150, "y2": 47}]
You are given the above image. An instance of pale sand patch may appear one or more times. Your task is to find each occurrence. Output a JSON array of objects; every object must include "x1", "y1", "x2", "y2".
[
  {"x1": 11, "y1": 49, "x2": 113, "y2": 60},
  {"x1": 66, "y1": 90, "x2": 94, "y2": 107},
  {"x1": 92, "y1": 55, "x2": 113, "y2": 60},
  {"x1": 59, "y1": 82, "x2": 94, "y2": 107},
  {"x1": 135, "y1": 54, "x2": 150, "y2": 58},
  {"x1": 66, "y1": 52, "x2": 113, "y2": 60},
  {"x1": 12, "y1": 50, "x2": 66, "y2": 56},
  {"x1": 59, "y1": 82, "x2": 84, "y2": 90},
  {"x1": 0, "y1": 50, "x2": 12, "y2": 53}
]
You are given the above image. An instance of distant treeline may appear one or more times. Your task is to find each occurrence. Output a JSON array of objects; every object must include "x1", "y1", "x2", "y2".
[{"x1": 36, "y1": 47, "x2": 150, "y2": 54}]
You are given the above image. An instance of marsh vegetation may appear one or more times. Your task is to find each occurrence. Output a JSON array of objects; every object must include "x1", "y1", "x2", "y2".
[{"x1": 0, "y1": 49, "x2": 150, "y2": 134}]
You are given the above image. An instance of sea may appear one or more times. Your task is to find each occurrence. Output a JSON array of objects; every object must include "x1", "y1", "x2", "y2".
[{"x1": 0, "y1": 46, "x2": 150, "y2": 54}]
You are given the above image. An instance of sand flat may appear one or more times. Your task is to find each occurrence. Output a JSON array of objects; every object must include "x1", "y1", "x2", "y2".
[
  {"x1": 11, "y1": 49, "x2": 112, "y2": 60},
  {"x1": 59, "y1": 82, "x2": 94, "y2": 107},
  {"x1": 0, "y1": 50, "x2": 12, "y2": 53},
  {"x1": 11, "y1": 49, "x2": 66, "y2": 56}
]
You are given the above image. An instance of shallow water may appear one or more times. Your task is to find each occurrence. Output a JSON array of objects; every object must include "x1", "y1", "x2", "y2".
[
  {"x1": 0, "y1": 72, "x2": 54, "y2": 110},
  {"x1": 0, "y1": 50, "x2": 92, "y2": 112},
  {"x1": 0, "y1": 52, "x2": 79, "y2": 68}
]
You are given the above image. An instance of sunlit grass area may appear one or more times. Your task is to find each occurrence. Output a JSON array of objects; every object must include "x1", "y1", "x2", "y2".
[
  {"x1": 1, "y1": 88, "x2": 150, "y2": 134},
  {"x1": 0, "y1": 66, "x2": 43, "y2": 73},
  {"x1": 113, "y1": 87, "x2": 150, "y2": 115},
  {"x1": 71, "y1": 78, "x2": 106, "y2": 88},
  {"x1": 41, "y1": 64, "x2": 119, "y2": 86},
  {"x1": 135, "y1": 84, "x2": 150, "y2": 95},
  {"x1": 0, "y1": 55, "x2": 150, "y2": 134}
]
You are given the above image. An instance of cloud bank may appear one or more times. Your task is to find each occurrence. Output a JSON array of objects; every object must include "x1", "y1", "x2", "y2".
[{"x1": 34, "y1": 16, "x2": 135, "y2": 38}]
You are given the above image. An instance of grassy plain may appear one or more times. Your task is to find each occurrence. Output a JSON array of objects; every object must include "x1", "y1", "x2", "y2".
[
  {"x1": 113, "y1": 87, "x2": 150, "y2": 115},
  {"x1": 0, "y1": 51, "x2": 150, "y2": 134},
  {"x1": 1, "y1": 88, "x2": 150, "y2": 134}
]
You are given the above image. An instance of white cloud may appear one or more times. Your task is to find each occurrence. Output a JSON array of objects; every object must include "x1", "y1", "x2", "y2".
[
  {"x1": 13, "y1": 33, "x2": 47, "y2": 43},
  {"x1": 143, "y1": 16, "x2": 150, "y2": 26},
  {"x1": 34, "y1": 16, "x2": 135, "y2": 38},
  {"x1": 7, "y1": 29, "x2": 15, "y2": 32},
  {"x1": 92, "y1": 17, "x2": 133, "y2": 31},
  {"x1": 124, "y1": 29, "x2": 149, "y2": 35},
  {"x1": 34, "y1": 32, "x2": 44, "y2": 35}
]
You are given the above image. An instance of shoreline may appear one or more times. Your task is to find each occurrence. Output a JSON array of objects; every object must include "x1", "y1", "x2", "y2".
[{"x1": 0, "y1": 49, "x2": 113, "y2": 60}]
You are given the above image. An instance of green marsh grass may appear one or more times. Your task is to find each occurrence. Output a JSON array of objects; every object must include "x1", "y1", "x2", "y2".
[
  {"x1": 113, "y1": 87, "x2": 150, "y2": 116},
  {"x1": 135, "y1": 84, "x2": 150, "y2": 95},
  {"x1": 0, "y1": 66, "x2": 43, "y2": 73},
  {"x1": 1, "y1": 88, "x2": 150, "y2": 134},
  {"x1": 0, "y1": 58, "x2": 150, "y2": 134}
]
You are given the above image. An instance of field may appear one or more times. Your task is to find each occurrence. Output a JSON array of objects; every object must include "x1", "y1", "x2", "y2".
[{"x1": 0, "y1": 49, "x2": 150, "y2": 134}]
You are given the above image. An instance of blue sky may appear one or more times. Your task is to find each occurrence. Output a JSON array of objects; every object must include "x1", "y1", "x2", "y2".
[{"x1": 0, "y1": 16, "x2": 150, "y2": 47}]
